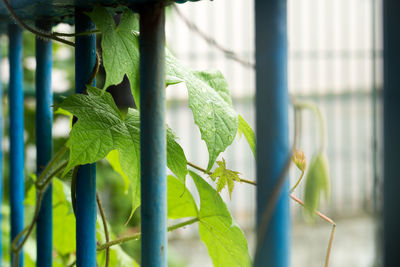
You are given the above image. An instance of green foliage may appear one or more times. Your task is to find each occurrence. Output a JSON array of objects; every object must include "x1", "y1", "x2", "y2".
[
  {"x1": 90, "y1": 5, "x2": 238, "y2": 171},
  {"x1": 304, "y1": 153, "x2": 330, "y2": 219},
  {"x1": 238, "y1": 115, "x2": 255, "y2": 158},
  {"x1": 17, "y1": 5, "x2": 257, "y2": 266},
  {"x1": 58, "y1": 86, "x2": 187, "y2": 214},
  {"x1": 166, "y1": 57, "x2": 238, "y2": 171},
  {"x1": 167, "y1": 175, "x2": 198, "y2": 219},
  {"x1": 87, "y1": 5, "x2": 179, "y2": 108},
  {"x1": 190, "y1": 171, "x2": 251, "y2": 267},
  {"x1": 210, "y1": 158, "x2": 242, "y2": 198},
  {"x1": 87, "y1": 6, "x2": 140, "y2": 104}
]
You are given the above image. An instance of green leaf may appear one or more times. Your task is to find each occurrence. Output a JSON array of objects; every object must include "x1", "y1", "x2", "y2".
[
  {"x1": 87, "y1": 6, "x2": 141, "y2": 105},
  {"x1": 106, "y1": 149, "x2": 130, "y2": 193},
  {"x1": 166, "y1": 130, "x2": 188, "y2": 183},
  {"x1": 304, "y1": 153, "x2": 330, "y2": 220},
  {"x1": 59, "y1": 86, "x2": 187, "y2": 214},
  {"x1": 166, "y1": 53, "x2": 238, "y2": 171},
  {"x1": 190, "y1": 171, "x2": 251, "y2": 267},
  {"x1": 210, "y1": 158, "x2": 242, "y2": 199},
  {"x1": 192, "y1": 70, "x2": 232, "y2": 106},
  {"x1": 25, "y1": 178, "x2": 76, "y2": 255},
  {"x1": 238, "y1": 115, "x2": 256, "y2": 158},
  {"x1": 167, "y1": 175, "x2": 198, "y2": 219},
  {"x1": 52, "y1": 179, "x2": 76, "y2": 255},
  {"x1": 88, "y1": 6, "x2": 177, "y2": 109}
]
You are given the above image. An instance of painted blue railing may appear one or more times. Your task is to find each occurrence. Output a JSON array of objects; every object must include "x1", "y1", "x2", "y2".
[
  {"x1": 8, "y1": 23, "x2": 24, "y2": 267},
  {"x1": 35, "y1": 21, "x2": 53, "y2": 267}
]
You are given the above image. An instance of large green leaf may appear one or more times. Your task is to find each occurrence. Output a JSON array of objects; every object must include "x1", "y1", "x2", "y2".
[
  {"x1": 238, "y1": 115, "x2": 255, "y2": 158},
  {"x1": 190, "y1": 171, "x2": 251, "y2": 267},
  {"x1": 88, "y1": 6, "x2": 178, "y2": 108},
  {"x1": 87, "y1": 6, "x2": 140, "y2": 103},
  {"x1": 304, "y1": 153, "x2": 330, "y2": 219},
  {"x1": 59, "y1": 86, "x2": 187, "y2": 213},
  {"x1": 167, "y1": 175, "x2": 198, "y2": 219},
  {"x1": 166, "y1": 54, "x2": 238, "y2": 171}
]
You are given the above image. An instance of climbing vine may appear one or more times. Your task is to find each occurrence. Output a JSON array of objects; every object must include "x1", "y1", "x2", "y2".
[{"x1": 3, "y1": 2, "x2": 336, "y2": 267}]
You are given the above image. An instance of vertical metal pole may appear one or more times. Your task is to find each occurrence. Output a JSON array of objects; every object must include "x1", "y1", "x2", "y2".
[
  {"x1": 0, "y1": 41, "x2": 3, "y2": 264},
  {"x1": 36, "y1": 21, "x2": 53, "y2": 266},
  {"x1": 255, "y1": 1, "x2": 290, "y2": 267},
  {"x1": 139, "y1": 4, "x2": 167, "y2": 267},
  {"x1": 383, "y1": 0, "x2": 400, "y2": 265},
  {"x1": 75, "y1": 10, "x2": 97, "y2": 267},
  {"x1": 8, "y1": 23, "x2": 24, "y2": 267}
]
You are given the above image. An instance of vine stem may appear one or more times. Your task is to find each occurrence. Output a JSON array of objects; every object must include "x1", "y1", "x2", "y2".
[
  {"x1": 36, "y1": 160, "x2": 68, "y2": 191},
  {"x1": 88, "y1": 51, "x2": 101, "y2": 87},
  {"x1": 1, "y1": 0, "x2": 75, "y2": 47},
  {"x1": 35, "y1": 145, "x2": 68, "y2": 187},
  {"x1": 290, "y1": 170, "x2": 304, "y2": 193},
  {"x1": 53, "y1": 29, "x2": 100, "y2": 37},
  {"x1": 12, "y1": 193, "x2": 44, "y2": 266},
  {"x1": 292, "y1": 100, "x2": 326, "y2": 153},
  {"x1": 290, "y1": 193, "x2": 336, "y2": 267},
  {"x1": 187, "y1": 161, "x2": 257, "y2": 187},
  {"x1": 97, "y1": 217, "x2": 200, "y2": 251},
  {"x1": 187, "y1": 161, "x2": 211, "y2": 175},
  {"x1": 97, "y1": 192, "x2": 110, "y2": 267},
  {"x1": 11, "y1": 146, "x2": 68, "y2": 266}
]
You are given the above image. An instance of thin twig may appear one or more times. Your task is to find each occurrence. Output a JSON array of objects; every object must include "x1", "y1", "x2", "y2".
[
  {"x1": 290, "y1": 193, "x2": 336, "y2": 267},
  {"x1": 290, "y1": 170, "x2": 304, "y2": 193},
  {"x1": 97, "y1": 192, "x2": 110, "y2": 267},
  {"x1": 88, "y1": 51, "x2": 101, "y2": 87},
  {"x1": 172, "y1": 5, "x2": 254, "y2": 69},
  {"x1": 1, "y1": 0, "x2": 75, "y2": 47},
  {"x1": 53, "y1": 29, "x2": 100, "y2": 37},
  {"x1": 187, "y1": 161, "x2": 211, "y2": 175},
  {"x1": 187, "y1": 161, "x2": 257, "y2": 186},
  {"x1": 240, "y1": 178, "x2": 257, "y2": 186},
  {"x1": 97, "y1": 217, "x2": 200, "y2": 251}
]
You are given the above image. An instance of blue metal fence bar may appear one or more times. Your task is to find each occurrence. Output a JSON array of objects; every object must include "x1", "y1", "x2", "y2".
[
  {"x1": 255, "y1": 1, "x2": 290, "y2": 267},
  {"x1": 35, "y1": 21, "x2": 53, "y2": 266},
  {"x1": 75, "y1": 10, "x2": 97, "y2": 267},
  {"x1": 383, "y1": 0, "x2": 400, "y2": 265},
  {"x1": 0, "y1": 41, "x2": 3, "y2": 264},
  {"x1": 139, "y1": 4, "x2": 167, "y2": 267},
  {"x1": 8, "y1": 23, "x2": 24, "y2": 267}
]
